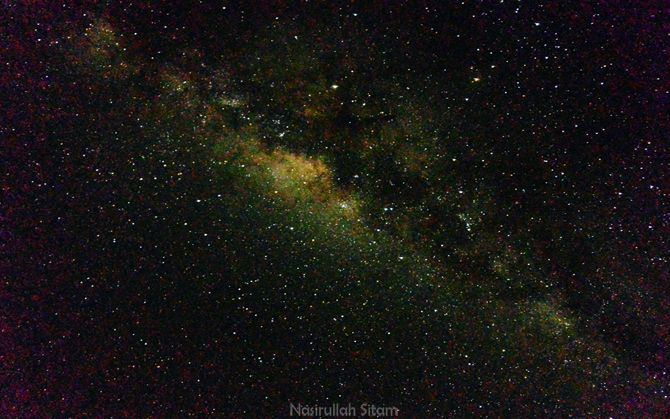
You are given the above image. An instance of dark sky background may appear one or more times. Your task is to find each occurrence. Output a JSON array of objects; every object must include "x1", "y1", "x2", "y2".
[{"x1": 2, "y1": 1, "x2": 669, "y2": 416}]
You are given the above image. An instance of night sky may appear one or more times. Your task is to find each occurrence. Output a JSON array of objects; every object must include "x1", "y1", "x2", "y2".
[{"x1": 2, "y1": 1, "x2": 669, "y2": 416}]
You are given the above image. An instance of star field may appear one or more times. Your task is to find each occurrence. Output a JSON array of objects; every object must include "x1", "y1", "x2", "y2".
[{"x1": 2, "y1": 1, "x2": 669, "y2": 416}]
